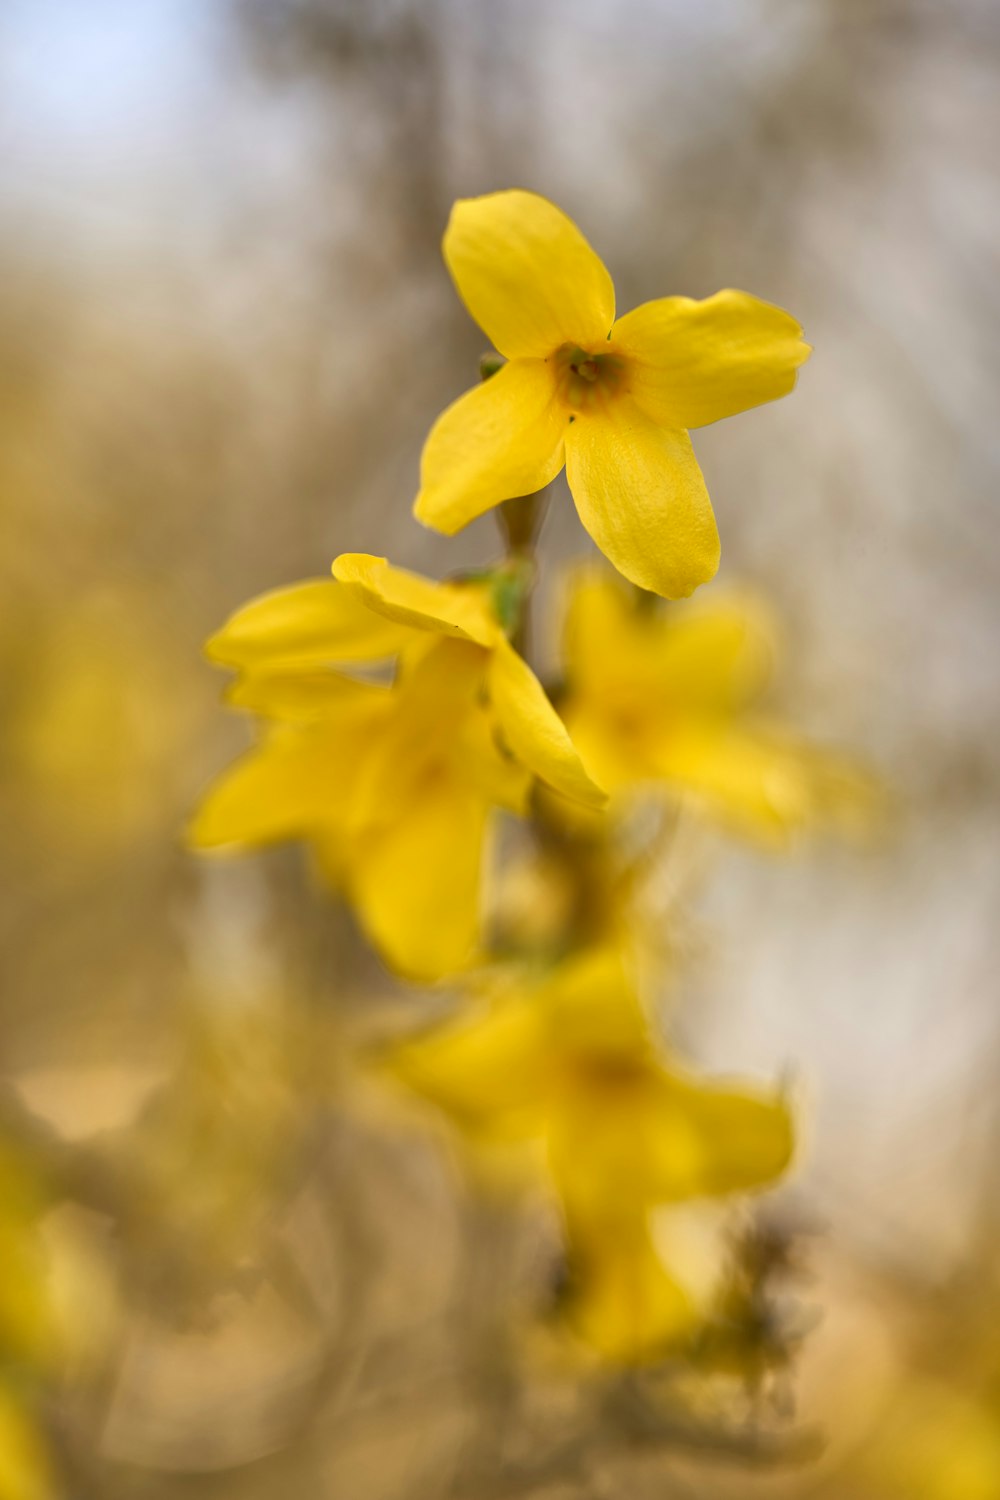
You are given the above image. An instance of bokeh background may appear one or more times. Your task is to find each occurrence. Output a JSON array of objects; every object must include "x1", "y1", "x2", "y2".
[{"x1": 2, "y1": 1, "x2": 1000, "y2": 1495}]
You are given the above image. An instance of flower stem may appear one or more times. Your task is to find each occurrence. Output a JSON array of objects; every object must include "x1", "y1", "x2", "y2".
[{"x1": 496, "y1": 491, "x2": 547, "y2": 656}]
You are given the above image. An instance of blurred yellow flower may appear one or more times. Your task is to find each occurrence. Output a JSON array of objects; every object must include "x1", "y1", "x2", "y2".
[
  {"x1": 191, "y1": 556, "x2": 602, "y2": 978},
  {"x1": 5, "y1": 592, "x2": 201, "y2": 858},
  {"x1": 0, "y1": 1386, "x2": 53, "y2": 1500},
  {"x1": 390, "y1": 947, "x2": 793, "y2": 1360},
  {"x1": 0, "y1": 1145, "x2": 52, "y2": 1375},
  {"x1": 0, "y1": 1135, "x2": 120, "y2": 1398},
  {"x1": 858, "y1": 1380, "x2": 1000, "y2": 1500},
  {"x1": 558, "y1": 569, "x2": 878, "y2": 846},
  {"x1": 561, "y1": 1211, "x2": 694, "y2": 1363},
  {"x1": 415, "y1": 189, "x2": 809, "y2": 599}
]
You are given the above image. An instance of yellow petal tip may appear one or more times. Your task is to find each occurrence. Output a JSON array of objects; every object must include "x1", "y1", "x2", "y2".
[
  {"x1": 411, "y1": 490, "x2": 452, "y2": 535},
  {"x1": 203, "y1": 631, "x2": 235, "y2": 667},
  {"x1": 331, "y1": 552, "x2": 384, "y2": 584}
]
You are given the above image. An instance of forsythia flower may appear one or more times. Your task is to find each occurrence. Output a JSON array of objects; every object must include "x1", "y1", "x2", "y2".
[
  {"x1": 190, "y1": 555, "x2": 603, "y2": 979},
  {"x1": 562, "y1": 1211, "x2": 694, "y2": 1364},
  {"x1": 0, "y1": 1145, "x2": 54, "y2": 1375},
  {"x1": 415, "y1": 190, "x2": 810, "y2": 599},
  {"x1": 0, "y1": 1146, "x2": 56, "y2": 1500},
  {"x1": 558, "y1": 568, "x2": 877, "y2": 846},
  {"x1": 0, "y1": 1387, "x2": 53, "y2": 1500},
  {"x1": 389, "y1": 948, "x2": 793, "y2": 1360}
]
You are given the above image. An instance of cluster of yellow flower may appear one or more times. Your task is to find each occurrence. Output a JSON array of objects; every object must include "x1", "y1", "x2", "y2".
[{"x1": 192, "y1": 190, "x2": 865, "y2": 1365}]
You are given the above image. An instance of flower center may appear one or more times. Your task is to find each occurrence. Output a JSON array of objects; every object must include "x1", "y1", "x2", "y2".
[{"x1": 552, "y1": 343, "x2": 626, "y2": 414}]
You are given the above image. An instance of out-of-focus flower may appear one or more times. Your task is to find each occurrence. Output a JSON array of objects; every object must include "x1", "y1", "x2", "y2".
[
  {"x1": 561, "y1": 1211, "x2": 694, "y2": 1363},
  {"x1": 389, "y1": 947, "x2": 793, "y2": 1360},
  {"x1": 0, "y1": 1137, "x2": 117, "y2": 1382},
  {"x1": 558, "y1": 568, "x2": 878, "y2": 846},
  {"x1": 0, "y1": 1145, "x2": 53, "y2": 1375},
  {"x1": 191, "y1": 556, "x2": 602, "y2": 978},
  {"x1": 0, "y1": 1144, "x2": 62, "y2": 1500},
  {"x1": 415, "y1": 190, "x2": 809, "y2": 599},
  {"x1": 855, "y1": 1380, "x2": 1000, "y2": 1500},
  {"x1": 112, "y1": 994, "x2": 318, "y2": 1297},
  {"x1": 0, "y1": 1385, "x2": 53, "y2": 1500},
  {"x1": 4, "y1": 592, "x2": 201, "y2": 858}
]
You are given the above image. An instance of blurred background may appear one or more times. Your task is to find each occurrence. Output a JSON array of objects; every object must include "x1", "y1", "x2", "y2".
[{"x1": 2, "y1": 0, "x2": 1000, "y2": 1495}]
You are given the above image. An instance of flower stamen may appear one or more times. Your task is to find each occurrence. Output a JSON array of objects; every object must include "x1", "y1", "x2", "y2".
[{"x1": 553, "y1": 343, "x2": 626, "y2": 414}]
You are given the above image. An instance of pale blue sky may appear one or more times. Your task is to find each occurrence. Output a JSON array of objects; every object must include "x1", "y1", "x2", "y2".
[
  {"x1": 0, "y1": 0, "x2": 233, "y2": 258},
  {"x1": 1, "y1": 0, "x2": 207, "y2": 148}
]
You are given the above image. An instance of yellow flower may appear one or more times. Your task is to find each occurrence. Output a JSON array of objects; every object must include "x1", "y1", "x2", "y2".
[
  {"x1": 0, "y1": 1144, "x2": 55, "y2": 1376},
  {"x1": 0, "y1": 1386, "x2": 54, "y2": 1500},
  {"x1": 415, "y1": 190, "x2": 810, "y2": 599},
  {"x1": 558, "y1": 568, "x2": 878, "y2": 846},
  {"x1": 389, "y1": 947, "x2": 793, "y2": 1359},
  {"x1": 0, "y1": 1139, "x2": 117, "y2": 1389},
  {"x1": 190, "y1": 556, "x2": 603, "y2": 979},
  {"x1": 6, "y1": 591, "x2": 201, "y2": 858},
  {"x1": 560, "y1": 1212, "x2": 695, "y2": 1363}
]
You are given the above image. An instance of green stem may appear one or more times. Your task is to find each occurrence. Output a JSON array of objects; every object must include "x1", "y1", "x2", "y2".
[
  {"x1": 477, "y1": 354, "x2": 551, "y2": 657},
  {"x1": 496, "y1": 492, "x2": 547, "y2": 656}
]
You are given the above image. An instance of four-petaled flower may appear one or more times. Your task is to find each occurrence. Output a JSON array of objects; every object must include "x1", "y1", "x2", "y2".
[
  {"x1": 388, "y1": 947, "x2": 793, "y2": 1361},
  {"x1": 558, "y1": 568, "x2": 878, "y2": 845},
  {"x1": 189, "y1": 555, "x2": 603, "y2": 980},
  {"x1": 415, "y1": 190, "x2": 810, "y2": 600}
]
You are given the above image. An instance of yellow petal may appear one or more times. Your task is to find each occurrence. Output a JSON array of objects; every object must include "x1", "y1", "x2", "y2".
[
  {"x1": 206, "y1": 580, "x2": 409, "y2": 669},
  {"x1": 651, "y1": 592, "x2": 776, "y2": 712},
  {"x1": 188, "y1": 735, "x2": 340, "y2": 849},
  {"x1": 487, "y1": 637, "x2": 606, "y2": 808},
  {"x1": 535, "y1": 946, "x2": 649, "y2": 1059},
  {"x1": 550, "y1": 1065, "x2": 792, "y2": 1222},
  {"x1": 562, "y1": 1215, "x2": 694, "y2": 1363},
  {"x1": 563, "y1": 569, "x2": 775, "y2": 715},
  {"x1": 612, "y1": 289, "x2": 810, "y2": 429},
  {"x1": 413, "y1": 359, "x2": 567, "y2": 535},
  {"x1": 561, "y1": 570, "x2": 658, "y2": 699},
  {"x1": 350, "y1": 639, "x2": 488, "y2": 830},
  {"x1": 390, "y1": 996, "x2": 548, "y2": 1138},
  {"x1": 556, "y1": 700, "x2": 653, "y2": 795},
  {"x1": 558, "y1": 572, "x2": 682, "y2": 790},
  {"x1": 655, "y1": 724, "x2": 881, "y2": 847},
  {"x1": 659, "y1": 1072, "x2": 795, "y2": 1197},
  {"x1": 457, "y1": 698, "x2": 533, "y2": 817},
  {"x1": 226, "y1": 668, "x2": 387, "y2": 724},
  {"x1": 188, "y1": 700, "x2": 384, "y2": 849},
  {"x1": 564, "y1": 398, "x2": 720, "y2": 599},
  {"x1": 332, "y1": 553, "x2": 499, "y2": 647},
  {"x1": 444, "y1": 190, "x2": 615, "y2": 358},
  {"x1": 0, "y1": 1386, "x2": 54, "y2": 1500},
  {"x1": 349, "y1": 776, "x2": 492, "y2": 981}
]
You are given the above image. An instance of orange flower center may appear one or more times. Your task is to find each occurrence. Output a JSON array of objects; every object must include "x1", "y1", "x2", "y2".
[{"x1": 552, "y1": 343, "x2": 626, "y2": 414}]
